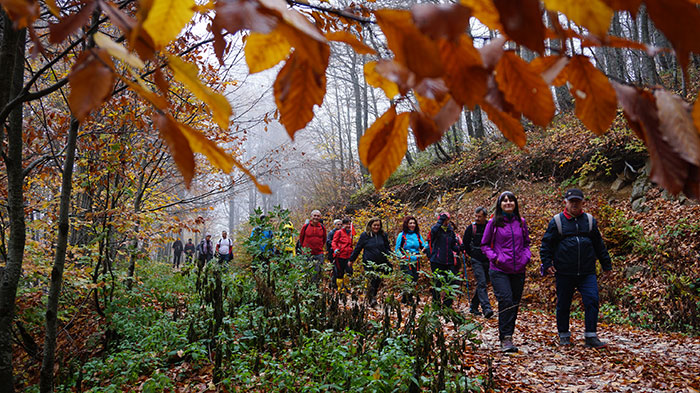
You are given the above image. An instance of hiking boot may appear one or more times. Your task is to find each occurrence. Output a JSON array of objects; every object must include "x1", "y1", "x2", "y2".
[
  {"x1": 469, "y1": 309, "x2": 482, "y2": 316},
  {"x1": 585, "y1": 336, "x2": 607, "y2": 349},
  {"x1": 501, "y1": 336, "x2": 518, "y2": 353},
  {"x1": 558, "y1": 335, "x2": 572, "y2": 346},
  {"x1": 484, "y1": 310, "x2": 494, "y2": 319}
]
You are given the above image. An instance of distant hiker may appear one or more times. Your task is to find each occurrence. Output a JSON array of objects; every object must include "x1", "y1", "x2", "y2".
[
  {"x1": 462, "y1": 207, "x2": 494, "y2": 318},
  {"x1": 196, "y1": 234, "x2": 213, "y2": 270},
  {"x1": 331, "y1": 218, "x2": 355, "y2": 293},
  {"x1": 395, "y1": 216, "x2": 426, "y2": 304},
  {"x1": 184, "y1": 239, "x2": 195, "y2": 264},
  {"x1": 298, "y1": 209, "x2": 327, "y2": 283},
  {"x1": 327, "y1": 219, "x2": 342, "y2": 289},
  {"x1": 427, "y1": 212, "x2": 461, "y2": 308},
  {"x1": 349, "y1": 217, "x2": 391, "y2": 307},
  {"x1": 250, "y1": 215, "x2": 274, "y2": 270},
  {"x1": 481, "y1": 191, "x2": 531, "y2": 353},
  {"x1": 540, "y1": 188, "x2": 612, "y2": 349},
  {"x1": 172, "y1": 238, "x2": 183, "y2": 269},
  {"x1": 216, "y1": 231, "x2": 233, "y2": 264}
]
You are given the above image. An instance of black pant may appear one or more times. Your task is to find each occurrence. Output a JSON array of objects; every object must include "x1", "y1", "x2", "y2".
[
  {"x1": 173, "y1": 252, "x2": 182, "y2": 268},
  {"x1": 431, "y1": 262, "x2": 459, "y2": 307},
  {"x1": 470, "y1": 258, "x2": 492, "y2": 314},
  {"x1": 490, "y1": 270, "x2": 525, "y2": 340},
  {"x1": 335, "y1": 258, "x2": 349, "y2": 278},
  {"x1": 555, "y1": 274, "x2": 600, "y2": 334},
  {"x1": 365, "y1": 261, "x2": 391, "y2": 303}
]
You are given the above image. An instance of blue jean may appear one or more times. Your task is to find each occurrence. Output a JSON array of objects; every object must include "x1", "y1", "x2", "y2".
[
  {"x1": 470, "y1": 258, "x2": 492, "y2": 314},
  {"x1": 490, "y1": 270, "x2": 525, "y2": 340},
  {"x1": 555, "y1": 273, "x2": 600, "y2": 334}
]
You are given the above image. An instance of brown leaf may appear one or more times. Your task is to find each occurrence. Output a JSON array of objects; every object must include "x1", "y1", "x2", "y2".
[
  {"x1": 415, "y1": 78, "x2": 450, "y2": 106},
  {"x1": 478, "y1": 35, "x2": 506, "y2": 70},
  {"x1": 273, "y1": 51, "x2": 326, "y2": 139},
  {"x1": 565, "y1": 55, "x2": 616, "y2": 135},
  {"x1": 154, "y1": 113, "x2": 195, "y2": 188},
  {"x1": 493, "y1": 0, "x2": 546, "y2": 54},
  {"x1": 68, "y1": 49, "x2": 115, "y2": 122},
  {"x1": 654, "y1": 89, "x2": 700, "y2": 166},
  {"x1": 481, "y1": 102, "x2": 526, "y2": 147},
  {"x1": 434, "y1": 98, "x2": 462, "y2": 135},
  {"x1": 374, "y1": 60, "x2": 416, "y2": 96},
  {"x1": 1, "y1": 0, "x2": 40, "y2": 29},
  {"x1": 212, "y1": 0, "x2": 276, "y2": 36},
  {"x1": 153, "y1": 68, "x2": 169, "y2": 97},
  {"x1": 99, "y1": 1, "x2": 155, "y2": 60},
  {"x1": 325, "y1": 31, "x2": 375, "y2": 55},
  {"x1": 530, "y1": 55, "x2": 568, "y2": 86},
  {"x1": 439, "y1": 35, "x2": 489, "y2": 108},
  {"x1": 412, "y1": 3, "x2": 470, "y2": 42},
  {"x1": 374, "y1": 9, "x2": 444, "y2": 79},
  {"x1": 645, "y1": 0, "x2": 700, "y2": 71},
  {"x1": 410, "y1": 110, "x2": 441, "y2": 151},
  {"x1": 495, "y1": 51, "x2": 554, "y2": 127},
  {"x1": 359, "y1": 106, "x2": 410, "y2": 189},
  {"x1": 693, "y1": 97, "x2": 700, "y2": 139},
  {"x1": 49, "y1": 1, "x2": 96, "y2": 44},
  {"x1": 459, "y1": 0, "x2": 503, "y2": 31},
  {"x1": 602, "y1": 0, "x2": 642, "y2": 15}
]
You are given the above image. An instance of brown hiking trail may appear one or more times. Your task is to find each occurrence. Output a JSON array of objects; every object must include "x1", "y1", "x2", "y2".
[{"x1": 444, "y1": 301, "x2": 700, "y2": 393}]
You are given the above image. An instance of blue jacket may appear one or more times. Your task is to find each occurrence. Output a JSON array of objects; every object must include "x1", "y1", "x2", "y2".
[
  {"x1": 428, "y1": 217, "x2": 460, "y2": 266},
  {"x1": 395, "y1": 231, "x2": 426, "y2": 263},
  {"x1": 540, "y1": 212, "x2": 611, "y2": 276}
]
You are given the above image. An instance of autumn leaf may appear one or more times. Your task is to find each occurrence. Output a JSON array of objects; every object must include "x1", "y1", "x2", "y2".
[
  {"x1": 93, "y1": 32, "x2": 145, "y2": 69},
  {"x1": 493, "y1": 0, "x2": 546, "y2": 54},
  {"x1": 411, "y1": 98, "x2": 462, "y2": 151},
  {"x1": 99, "y1": 1, "x2": 156, "y2": 60},
  {"x1": 245, "y1": 28, "x2": 292, "y2": 73},
  {"x1": 154, "y1": 114, "x2": 195, "y2": 188},
  {"x1": 412, "y1": 3, "x2": 470, "y2": 42},
  {"x1": 602, "y1": 0, "x2": 642, "y2": 14},
  {"x1": 410, "y1": 110, "x2": 441, "y2": 151},
  {"x1": 0, "y1": 0, "x2": 40, "y2": 29},
  {"x1": 565, "y1": 55, "x2": 616, "y2": 135},
  {"x1": 45, "y1": 0, "x2": 59, "y2": 16},
  {"x1": 68, "y1": 49, "x2": 115, "y2": 122},
  {"x1": 167, "y1": 55, "x2": 232, "y2": 130},
  {"x1": 542, "y1": 0, "x2": 613, "y2": 37},
  {"x1": 481, "y1": 102, "x2": 526, "y2": 148},
  {"x1": 141, "y1": 0, "x2": 196, "y2": 49},
  {"x1": 273, "y1": 51, "x2": 326, "y2": 139},
  {"x1": 478, "y1": 35, "x2": 506, "y2": 70},
  {"x1": 439, "y1": 35, "x2": 489, "y2": 108},
  {"x1": 48, "y1": 1, "x2": 96, "y2": 44},
  {"x1": 693, "y1": 97, "x2": 700, "y2": 138},
  {"x1": 373, "y1": 60, "x2": 416, "y2": 96},
  {"x1": 153, "y1": 68, "x2": 169, "y2": 96},
  {"x1": 645, "y1": 0, "x2": 700, "y2": 71},
  {"x1": 459, "y1": 0, "x2": 503, "y2": 31},
  {"x1": 325, "y1": 31, "x2": 376, "y2": 55},
  {"x1": 654, "y1": 90, "x2": 700, "y2": 166},
  {"x1": 358, "y1": 106, "x2": 410, "y2": 189},
  {"x1": 212, "y1": 0, "x2": 277, "y2": 63},
  {"x1": 117, "y1": 71, "x2": 168, "y2": 110},
  {"x1": 495, "y1": 51, "x2": 554, "y2": 127},
  {"x1": 530, "y1": 55, "x2": 568, "y2": 85},
  {"x1": 364, "y1": 61, "x2": 399, "y2": 99}
]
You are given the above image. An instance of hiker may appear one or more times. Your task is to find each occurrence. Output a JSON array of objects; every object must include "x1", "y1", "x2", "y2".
[
  {"x1": 298, "y1": 210, "x2": 327, "y2": 282},
  {"x1": 250, "y1": 215, "x2": 274, "y2": 270},
  {"x1": 395, "y1": 216, "x2": 426, "y2": 304},
  {"x1": 427, "y1": 212, "x2": 461, "y2": 308},
  {"x1": 481, "y1": 191, "x2": 531, "y2": 353},
  {"x1": 196, "y1": 234, "x2": 213, "y2": 270},
  {"x1": 331, "y1": 218, "x2": 355, "y2": 293},
  {"x1": 172, "y1": 238, "x2": 183, "y2": 269},
  {"x1": 216, "y1": 231, "x2": 233, "y2": 264},
  {"x1": 540, "y1": 188, "x2": 612, "y2": 349},
  {"x1": 462, "y1": 207, "x2": 494, "y2": 318},
  {"x1": 327, "y1": 219, "x2": 342, "y2": 289},
  {"x1": 184, "y1": 239, "x2": 195, "y2": 264},
  {"x1": 349, "y1": 217, "x2": 391, "y2": 307}
]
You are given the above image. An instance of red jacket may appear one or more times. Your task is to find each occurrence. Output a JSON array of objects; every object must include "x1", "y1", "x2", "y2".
[
  {"x1": 332, "y1": 228, "x2": 354, "y2": 259},
  {"x1": 299, "y1": 222, "x2": 326, "y2": 255}
]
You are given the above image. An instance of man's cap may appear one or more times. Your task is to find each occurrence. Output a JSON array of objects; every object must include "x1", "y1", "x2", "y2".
[{"x1": 565, "y1": 188, "x2": 584, "y2": 200}]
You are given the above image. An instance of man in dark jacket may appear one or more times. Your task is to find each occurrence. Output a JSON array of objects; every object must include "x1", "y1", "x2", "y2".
[
  {"x1": 462, "y1": 207, "x2": 494, "y2": 318},
  {"x1": 540, "y1": 189, "x2": 612, "y2": 348},
  {"x1": 172, "y1": 238, "x2": 183, "y2": 269},
  {"x1": 196, "y1": 234, "x2": 214, "y2": 270},
  {"x1": 184, "y1": 239, "x2": 196, "y2": 264},
  {"x1": 428, "y1": 212, "x2": 461, "y2": 307}
]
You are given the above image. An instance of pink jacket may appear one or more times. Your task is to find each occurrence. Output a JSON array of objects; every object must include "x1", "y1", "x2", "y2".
[{"x1": 481, "y1": 216, "x2": 531, "y2": 274}]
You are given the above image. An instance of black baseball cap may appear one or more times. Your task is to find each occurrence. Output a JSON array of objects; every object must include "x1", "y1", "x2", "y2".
[{"x1": 564, "y1": 188, "x2": 584, "y2": 200}]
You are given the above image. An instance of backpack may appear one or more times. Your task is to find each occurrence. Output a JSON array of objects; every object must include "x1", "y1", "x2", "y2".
[
  {"x1": 553, "y1": 213, "x2": 593, "y2": 236},
  {"x1": 399, "y1": 232, "x2": 424, "y2": 251}
]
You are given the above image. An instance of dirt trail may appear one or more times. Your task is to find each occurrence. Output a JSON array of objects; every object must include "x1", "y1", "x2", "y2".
[{"x1": 450, "y1": 302, "x2": 700, "y2": 393}]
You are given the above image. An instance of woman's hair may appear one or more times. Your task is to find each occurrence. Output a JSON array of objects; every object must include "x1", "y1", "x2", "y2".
[
  {"x1": 401, "y1": 216, "x2": 421, "y2": 235},
  {"x1": 365, "y1": 217, "x2": 383, "y2": 235},
  {"x1": 494, "y1": 191, "x2": 522, "y2": 227}
]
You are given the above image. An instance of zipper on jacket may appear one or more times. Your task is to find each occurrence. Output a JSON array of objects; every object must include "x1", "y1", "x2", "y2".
[
  {"x1": 576, "y1": 219, "x2": 581, "y2": 276},
  {"x1": 510, "y1": 223, "x2": 515, "y2": 272}
]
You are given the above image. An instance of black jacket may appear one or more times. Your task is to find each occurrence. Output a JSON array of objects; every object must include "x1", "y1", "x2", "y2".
[
  {"x1": 540, "y1": 212, "x2": 612, "y2": 276},
  {"x1": 462, "y1": 222, "x2": 487, "y2": 262},
  {"x1": 349, "y1": 231, "x2": 391, "y2": 266},
  {"x1": 428, "y1": 217, "x2": 460, "y2": 266}
]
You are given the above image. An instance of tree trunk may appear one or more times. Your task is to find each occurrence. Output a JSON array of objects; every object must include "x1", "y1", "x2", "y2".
[
  {"x1": 39, "y1": 118, "x2": 79, "y2": 393},
  {"x1": 0, "y1": 13, "x2": 26, "y2": 392},
  {"x1": 353, "y1": 52, "x2": 368, "y2": 179},
  {"x1": 472, "y1": 105, "x2": 485, "y2": 139},
  {"x1": 638, "y1": 5, "x2": 659, "y2": 85}
]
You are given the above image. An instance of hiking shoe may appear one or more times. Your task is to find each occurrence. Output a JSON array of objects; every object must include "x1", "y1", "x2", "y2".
[
  {"x1": 469, "y1": 309, "x2": 482, "y2": 316},
  {"x1": 501, "y1": 336, "x2": 518, "y2": 353},
  {"x1": 558, "y1": 336, "x2": 572, "y2": 346},
  {"x1": 585, "y1": 336, "x2": 607, "y2": 348},
  {"x1": 484, "y1": 310, "x2": 494, "y2": 319}
]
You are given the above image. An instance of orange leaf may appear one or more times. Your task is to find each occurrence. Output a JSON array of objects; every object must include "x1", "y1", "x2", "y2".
[
  {"x1": 154, "y1": 114, "x2": 195, "y2": 188},
  {"x1": 459, "y1": 0, "x2": 503, "y2": 31},
  {"x1": 412, "y1": 3, "x2": 470, "y2": 41},
  {"x1": 374, "y1": 60, "x2": 416, "y2": 96},
  {"x1": 48, "y1": 2, "x2": 96, "y2": 44},
  {"x1": 493, "y1": 0, "x2": 546, "y2": 54},
  {"x1": 530, "y1": 55, "x2": 568, "y2": 86},
  {"x1": 693, "y1": 97, "x2": 700, "y2": 140},
  {"x1": 364, "y1": 61, "x2": 400, "y2": 99},
  {"x1": 654, "y1": 89, "x2": 700, "y2": 166},
  {"x1": 565, "y1": 55, "x2": 616, "y2": 135},
  {"x1": 68, "y1": 49, "x2": 115, "y2": 122},
  {"x1": 410, "y1": 110, "x2": 441, "y2": 151},
  {"x1": 325, "y1": 31, "x2": 376, "y2": 55},
  {"x1": 245, "y1": 28, "x2": 292, "y2": 73},
  {"x1": 439, "y1": 35, "x2": 489, "y2": 108},
  {"x1": 646, "y1": 0, "x2": 700, "y2": 71},
  {"x1": 481, "y1": 102, "x2": 526, "y2": 147},
  {"x1": 602, "y1": 0, "x2": 642, "y2": 15},
  {"x1": 495, "y1": 51, "x2": 554, "y2": 127},
  {"x1": 1, "y1": 0, "x2": 40, "y2": 29},
  {"x1": 358, "y1": 106, "x2": 410, "y2": 189},
  {"x1": 273, "y1": 51, "x2": 326, "y2": 139},
  {"x1": 374, "y1": 9, "x2": 444, "y2": 79}
]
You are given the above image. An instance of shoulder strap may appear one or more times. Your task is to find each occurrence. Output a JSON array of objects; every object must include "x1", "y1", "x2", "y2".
[
  {"x1": 554, "y1": 213, "x2": 563, "y2": 236},
  {"x1": 585, "y1": 213, "x2": 593, "y2": 232}
]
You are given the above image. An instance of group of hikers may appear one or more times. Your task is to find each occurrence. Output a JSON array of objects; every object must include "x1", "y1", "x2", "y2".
[
  {"x1": 174, "y1": 188, "x2": 612, "y2": 353},
  {"x1": 171, "y1": 231, "x2": 234, "y2": 269}
]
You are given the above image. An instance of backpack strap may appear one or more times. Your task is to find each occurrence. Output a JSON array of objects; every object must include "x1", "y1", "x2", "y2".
[
  {"x1": 585, "y1": 213, "x2": 593, "y2": 232},
  {"x1": 553, "y1": 213, "x2": 563, "y2": 236}
]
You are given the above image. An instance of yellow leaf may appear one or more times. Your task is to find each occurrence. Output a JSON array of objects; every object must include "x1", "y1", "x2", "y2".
[
  {"x1": 565, "y1": 55, "x2": 616, "y2": 135},
  {"x1": 364, "y1": 61, "x2": 399, "y2": 100},
  {"x1": 45, "y1": 0, "x2": 59, "y2": 16},
  {"x1": 94, "y1": 32, "x2": 145, "y2": 69},
  {"x1": 154, "y1": 114, "x2": 195, "y2": 188},
  {"x1": 167, "y1": 55, "x2": 232, "y2": 129},
  {"x1": 359, "y1": 106, "x2": 410, "y2": 189},
  {"x1": 495, "y1": 51, "x2": 554, "y2": 127},
  {"x1": 325, "y1": 31, "x2": 376, "y2": 55},
  {"x1": 245, "y1": 29, "x2": 292, "y2": 73},
  {"x1": 542, "y1": 0, "x2": 613, "y2": 37},
  {"x1": 141, "y1": 0, "x2": 196, "y2": 49},
  {"x1": 460, "y1": 0, "x2": 503, "y2": 31},
  {"x1": 177, "y1": 121, "x2": 235, "y2": 173}
]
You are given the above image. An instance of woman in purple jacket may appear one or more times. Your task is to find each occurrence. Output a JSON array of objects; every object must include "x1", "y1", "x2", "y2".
[{"x1": 481, "y1": 191, "x2": 531, "y2": 353}]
